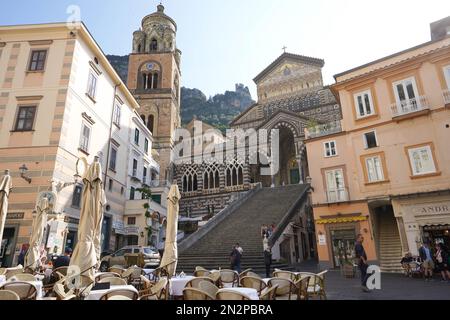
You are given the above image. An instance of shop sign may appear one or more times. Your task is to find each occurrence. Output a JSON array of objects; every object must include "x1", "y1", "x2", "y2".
[
  {"x1": 410, "y1": 202, "x2": 450, "y2": 216},
  {"x1": 318, "y1": 234, "x2": 326, "y2": 246},
  {"x1": 125, "y1": 226, "x2": 139, "y2": 235},
  {"x1": 6, "y1": 212, "x2": 24, "y2": 220}
]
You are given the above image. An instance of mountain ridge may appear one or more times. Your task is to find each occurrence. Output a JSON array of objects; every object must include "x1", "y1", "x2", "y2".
[{"x1": 106, "y1": 54, "x2": 254, "y2": 130}]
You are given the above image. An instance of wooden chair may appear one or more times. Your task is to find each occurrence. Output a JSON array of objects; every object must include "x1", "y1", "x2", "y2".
[
  {"x1": 5, "y1": 268, "x2": 24, "y2": 280},
  {"x1": 121, "y1": 266, "x2": 144, "y2": 288},
  {"x1": 239, "y1": 268, "x2": 253, "y2": 278},
  {"x1": 0, "y1": 281, "x2": 37, "y2": 300},
  {"x1": 0, "y1": 289, "x2": 20, "y2": 300},
  {"x1": 216, "y1": 289, "x2": 251, "y2": 300},
  {"x1": 99, "y1": 288, "x2": 138, "y2": 300},
  {"x1": 138, "y1": 278, "x2": 168, "y2": 300},
  {"x1": 306, "y1": 271, "x2": 327, "y2": 300},
  {"x1": 185, "y1": 277, "x2": 214, "y2": 289},
  {"x1": 247, "y1": 271, "x2": 262, "y2": 279},
  {"x1": 99, "y1": 277, "x2": 127, "y2": 286},
  {"x1": 240, "y1": 276, "x2": 267, "y2": 295},
  {"x1": 268, "y1": 278, "x2": 297, "y2": 300},
  {"x1": 10, "y1": 273, "x2": 36, "y2": 281},
  {"x1": 183, "y1": 288, "x2": 215, "y2": 300},
  {"x1": 219, "y1": 269, "x2": 239, "y2": 288},
  {"x1": 108, "y1": 266, "x2": 125, "y2": 276},
  {"x1": 260, "y1": 285, "x2": 278, "y2": 301},
  {"x1": 273, "y1": 270, "x2": 297, "y2": 281},
  {"x1": 207, "y1": 271, "x2": 221, "y2": 286},
  {"x1": 95, "y1": 272, "x2": 121, "y2": 283},
  {"x1": 53, "y1": 283, "x2": 76, "y2": 300},
  {"x1": 194, "y1": 269, "x2": 211, "y2": 277},
  {"x1": 294, "y1": 276, "x2": 310, "y2": 300},
  {"x1": 198, "y1": 280, "x2": 219, "y2": 298}
]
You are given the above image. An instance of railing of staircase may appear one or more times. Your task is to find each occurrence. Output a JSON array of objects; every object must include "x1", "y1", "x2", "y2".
[
  {"x1": 267, "y1": 184, "x2": 311, "y2": 248},
  {"x1": 178, "y1": 182, "x2": 262, "y2": 253}
]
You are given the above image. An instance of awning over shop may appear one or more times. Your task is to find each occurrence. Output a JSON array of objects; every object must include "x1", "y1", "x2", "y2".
[{"x1": 316, "y1": 216, "x2": 367, "y2": 224}]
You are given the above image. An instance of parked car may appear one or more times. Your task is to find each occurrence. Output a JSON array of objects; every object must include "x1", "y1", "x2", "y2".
[{"x1": 99, "y1": 245, "x2": 160, "y2": 272}]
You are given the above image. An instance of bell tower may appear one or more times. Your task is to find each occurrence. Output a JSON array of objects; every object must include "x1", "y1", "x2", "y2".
[{"x1": 127, "y1": 4, "x2": 181, "y2": 181}]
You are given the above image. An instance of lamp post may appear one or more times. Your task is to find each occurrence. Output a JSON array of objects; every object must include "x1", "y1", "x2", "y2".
[{"x1": 19, "y1": 164, "x2": 32, "y2": 183}]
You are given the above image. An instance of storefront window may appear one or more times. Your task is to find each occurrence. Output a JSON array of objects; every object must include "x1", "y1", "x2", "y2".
[{"x1": 330, "y1": 229, "x2": 356, "y2": 268}]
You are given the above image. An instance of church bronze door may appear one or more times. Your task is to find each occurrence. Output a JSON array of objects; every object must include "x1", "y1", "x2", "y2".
[{"x1": 290, "y1": 169, "x2": 299, "y2": 185}]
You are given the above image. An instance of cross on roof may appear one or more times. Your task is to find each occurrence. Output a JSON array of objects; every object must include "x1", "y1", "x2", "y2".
[{"x1": 282, "y1": 46, "x2": 287, "y2": 53}]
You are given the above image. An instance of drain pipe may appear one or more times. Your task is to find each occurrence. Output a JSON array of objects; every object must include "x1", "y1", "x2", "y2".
[{"x1": 103, "y1": 83, "x2": 121, "y2": 190}]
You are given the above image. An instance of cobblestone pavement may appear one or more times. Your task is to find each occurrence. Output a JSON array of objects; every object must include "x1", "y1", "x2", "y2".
[{"x1": 291, "y1": 260, "x2": 450, "y2": 300}]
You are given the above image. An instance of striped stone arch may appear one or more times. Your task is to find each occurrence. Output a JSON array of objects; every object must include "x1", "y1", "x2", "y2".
[{"x1": 270, "y1": 120, "x2": 301, "y2": 139}]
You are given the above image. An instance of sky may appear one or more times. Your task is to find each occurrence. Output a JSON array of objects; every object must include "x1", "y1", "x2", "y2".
[{"x1": 1, "y1": 0, "x2": 449, "y2": 98}]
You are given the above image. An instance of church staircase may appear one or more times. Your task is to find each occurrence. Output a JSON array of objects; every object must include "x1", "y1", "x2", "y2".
[{"x1": 176, "y1": 184, "x2": 309, "y2": 275}]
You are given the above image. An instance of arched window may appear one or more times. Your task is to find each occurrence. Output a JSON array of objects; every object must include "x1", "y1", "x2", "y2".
[
  {"x1": 140, "y1": 114, "x2": 146, "y2": 125},
  {"x1": 182, "y1": 166, "x2": 198, "y2": 192},
  {"x1": 225, "y1": 160, "x2": 244, "y2": 187},
  {"x1": 150, "y1": 39, "x2": 158, "y2": 51},
  {"x1": 152, "y1": 73, "x2": 158, "y2": 89},
  {"x1": 203, "y1": 163, "x2": 220, "y2": 190},
  {"x1": 137, "y1": 44, "x2": 142, "y2": 53},
  {"x1": 148, "y1": 115, "x2": 154, "y2": 133}
]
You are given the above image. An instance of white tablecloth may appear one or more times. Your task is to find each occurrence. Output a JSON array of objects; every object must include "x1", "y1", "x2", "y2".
[
  {"x1": 262, "y1": 278, "x2": 271, "y2": 284},
  {"x1": 169, "y1": 276, "x2": 194, "y2": 296},
  {"x1": 218, "y1": 288, "x2": 259, "y2": 300},
  {"x1": 85, "y1": 285, "x2": 138, "y2": 300},
  {"x1": 0, "y1": 275, "x2": 6, "y2": 286}
]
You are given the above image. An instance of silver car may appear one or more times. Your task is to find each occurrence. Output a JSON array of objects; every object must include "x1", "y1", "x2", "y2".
[{"x1": 99, "y1": 245, "x2": 160, "y2": 272}]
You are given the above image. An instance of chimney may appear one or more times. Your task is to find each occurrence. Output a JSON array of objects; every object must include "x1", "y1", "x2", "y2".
[{"x1": 430, "y1": 16, "x2": 450, "y2": 41}]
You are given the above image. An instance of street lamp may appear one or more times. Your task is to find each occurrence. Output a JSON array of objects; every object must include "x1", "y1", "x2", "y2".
[{"x1": 19, "y1": 164, "x2": 32, "y2": 183}]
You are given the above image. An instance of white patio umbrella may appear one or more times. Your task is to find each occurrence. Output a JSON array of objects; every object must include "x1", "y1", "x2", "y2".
[
  {"x1": 159, "y1": 183, "x2": 181, "y2": 277},
  {"x1": 0, "y1": 170, "x2": 12, "y2": 251},
  {"x1": 24, "y1": 196, "x2": 50, "y2": 271},
  {"x1": 69, "y1": 157, "x2": 106, "y2": 282}
]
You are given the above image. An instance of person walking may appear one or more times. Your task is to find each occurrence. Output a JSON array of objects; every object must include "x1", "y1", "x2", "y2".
[
  {"x1": 230, "y1": 244, "x2": 242, "y2": 273},
  {"x1": 435, "y1": 243, "x2": 450, "y2": 282},
  {"x1": 264, "y1": 246, "x2": 272, "y2": 278},
  {"x1": 157, "y1": 237, "x2": 165, "y2": 260},
  {"x1": 355, "y1": 234, "x2": 370, "y2": 292},
  {"x1": 419, "y1": 242, "x2": 434, "y2": 281}
]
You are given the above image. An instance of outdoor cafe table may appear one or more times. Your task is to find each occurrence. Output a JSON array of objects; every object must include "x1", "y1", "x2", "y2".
[
  {"x1": 169, "y1": 275, "x2": 195, "y2": 297},
  {"x1": 85, "y1": 285, "x2": 138, "y2": 300},
  {"x1": 217, "y1": 288, "x2": 259, "y2": 300}
]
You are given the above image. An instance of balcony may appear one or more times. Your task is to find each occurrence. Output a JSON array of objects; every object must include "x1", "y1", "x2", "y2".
[
  {"x1": 305, "y1": 120, "x2": 342, "y2": 139},
  {"x1": 326, "y1": 188, "x2": 349, "y2": 203},
  {"x1": 131, "y1": 169, "x2": 141, "y2": 182},
  {"x1": 390, "y1": 96, "x2": 430, "y2": 119},
  {"x1": 149, "y1": 180, "x2": 171, "y2": 188},
  {"x1": 443, "y1": 89, "x2": 450, "y2": 107}
]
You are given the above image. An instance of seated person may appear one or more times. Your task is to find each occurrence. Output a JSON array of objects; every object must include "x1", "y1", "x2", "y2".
[
  {"x1": 53, "y1": 247, "x2": 72, "y2": 269},
  {"x1": 400, "y1": 252, "x2": 413, "y2": 276}
]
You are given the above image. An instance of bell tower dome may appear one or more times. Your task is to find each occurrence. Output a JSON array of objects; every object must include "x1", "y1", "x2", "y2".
[{"x1": 127, "y1": 4, "x2": 182, "y2": 181}]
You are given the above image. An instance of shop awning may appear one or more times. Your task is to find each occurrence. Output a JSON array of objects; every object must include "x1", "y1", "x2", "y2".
[{"x1": 316, "y1": 216, "x2": 367, "y2": 224}]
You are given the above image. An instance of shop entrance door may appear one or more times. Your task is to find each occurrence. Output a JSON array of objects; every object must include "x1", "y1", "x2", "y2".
[
  {"x1": 422, "y1": 225, "x2": 450, "y2": 248},
  {"x1": 330, "y1": 229, "x2": 356, "y2": 268}
]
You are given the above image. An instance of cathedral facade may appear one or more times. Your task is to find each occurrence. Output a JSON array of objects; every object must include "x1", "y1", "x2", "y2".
[{"x1": 175, "y1": 52, "x2": 342, "y2": 219}]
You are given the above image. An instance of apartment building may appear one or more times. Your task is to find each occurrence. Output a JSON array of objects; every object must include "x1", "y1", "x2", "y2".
[
  {"x1": 0, "y1": 22, "x2": 160, "y2": 266},
  {"x1": 305, "y1": 17, "x2": 450, "y2": 271}
]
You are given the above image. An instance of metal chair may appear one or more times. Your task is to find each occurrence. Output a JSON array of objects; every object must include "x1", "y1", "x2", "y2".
[{"x1": 219, "y1": 269, "x2": 239, "y2": 288}]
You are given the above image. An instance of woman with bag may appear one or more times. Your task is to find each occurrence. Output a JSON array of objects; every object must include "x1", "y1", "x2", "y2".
[{"x1": 435, "y1": 243, "x2": 450, "y2": 282}]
